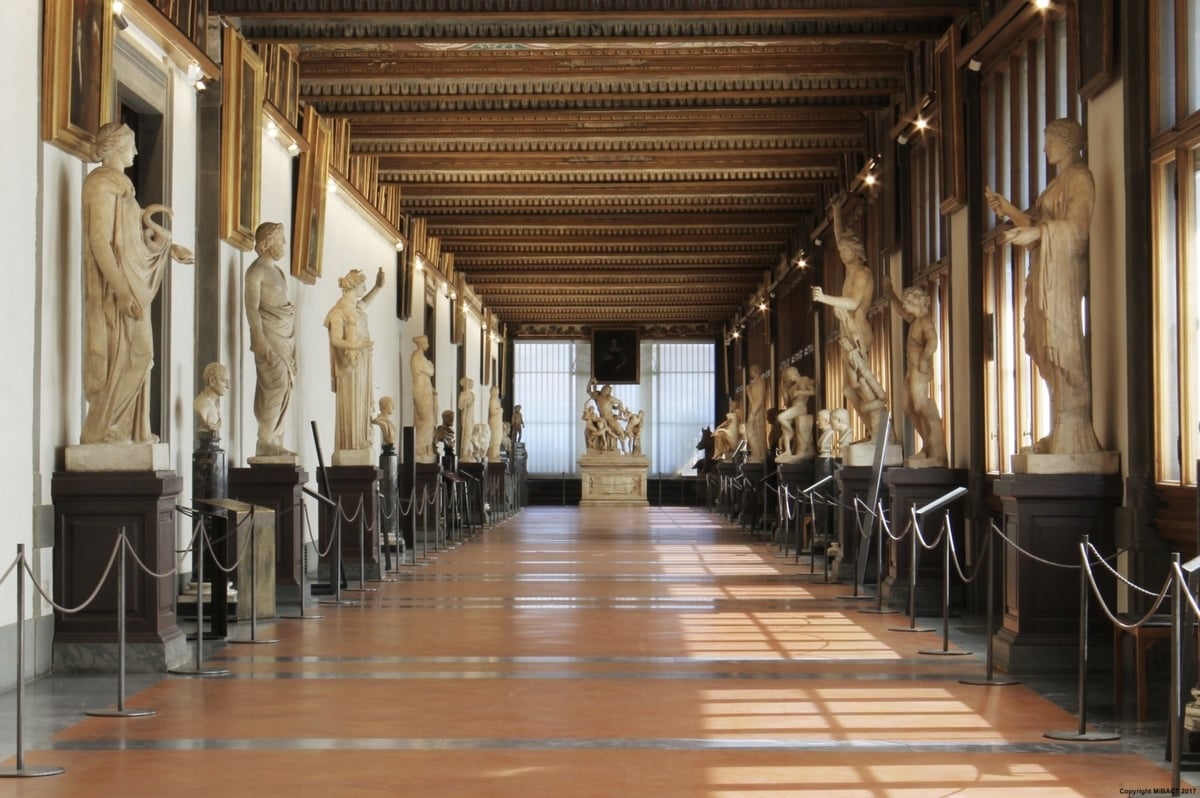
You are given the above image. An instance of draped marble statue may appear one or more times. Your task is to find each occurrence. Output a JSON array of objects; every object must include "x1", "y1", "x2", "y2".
[
  {"x1": 244, "y1": 221, "x2": 296, "y2": 458},
  {"x1": 882, "y1": 276, "x2": 947, "y2": 467},
  {"x1": 411, "y1": 335, "x2": 437, "y2": 463},
  {"x1": 80, "y1": 122, "x2": 193, "y2": 446},
  {"x1": 457, "y1": 376, "x2": 476, "y2": 458},
  {"x1": 324, "y1": 268, "x2": 385, "y2": 462},
  {"x1": 744, "y1": 364, "x2": 769, "y2": 463},
  {"x1": 487, "y1": 385, "x2": 504, "y2": 462},
  {"x1": 986, "y1": 118, "x2": 1115, "y2": 472}
]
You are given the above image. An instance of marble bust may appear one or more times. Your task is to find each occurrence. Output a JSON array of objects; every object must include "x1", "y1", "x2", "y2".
[
  {"x1": 372, "y1": 395, "x2": 397, "y2": 448},
  {"x1": 193, "y1": 362, "x2": 230, "y2": 436}
]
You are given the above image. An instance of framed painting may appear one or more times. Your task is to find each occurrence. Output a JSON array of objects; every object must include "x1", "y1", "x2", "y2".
[
  {"x1": 43, "y1": 0, "x2": 115, "y2": 160},
  {"x1": 220, "y1": 25, "x2": 265, "y2": 251},
  {"x1": 935, "y1": 28, "x2": 965, "y2": 214},
  {"x1": 1077, "y1": 0, "x2": 1116, "y2": 100},
  {"x1": 291, "y1": 105, "x2": 332, "y2": 284},
  {"x1": 592, "y1": 328, "x2": 640, "y2": 384}
]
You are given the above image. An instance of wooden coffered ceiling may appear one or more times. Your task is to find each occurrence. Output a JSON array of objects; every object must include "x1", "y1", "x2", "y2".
[{"x1": 211, "y1": 0, "x2": 974, "y2": 336}]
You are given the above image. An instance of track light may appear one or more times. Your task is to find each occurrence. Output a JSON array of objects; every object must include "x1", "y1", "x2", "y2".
[{"x1": 968, "y1": 58, "x2": 982, "y2": 72}]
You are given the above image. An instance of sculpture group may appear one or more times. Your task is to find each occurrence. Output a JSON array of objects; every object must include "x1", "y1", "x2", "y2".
[{"x1": 581, "y1": 379, "x2": 645, "y2": 456}]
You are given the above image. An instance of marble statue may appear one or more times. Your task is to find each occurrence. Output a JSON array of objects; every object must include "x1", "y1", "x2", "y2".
[
  {"x1": 510, "y1": 405, "x2": 524, "y2": 447},
  {"x1": 712, "y1": 409, "x2": 742, "y2": 461},
  {"x1": 435, "y1": 409, "x2": 456, "y2": 461},
  {"x1": 744, "y1": 364, "x2": 768, "y2": 462},
  {"x1": 624, "y1": 409, "x2": 645, "y2": 456},
  {"x1": 464, "y1": 422, "x2": 490, "y2": 462},
  {"x1": 244, "y1": 221, "x2": 296, "y2": 457},
  {"x1": 816, "y1": 409, "x2": 834, "y2": 458},
  {"x1": 457, "y1": 376, "x2": 476, "y2": 458},
  {"x1": 882, "y1": 276, "x2": 947, "y2": 467},
  {"x1": 372, "y1": 395, "x2": 397, "y2": 448},
  {"x1": 586, "y1": 379, "x2": 628, "y2": 451},
  {"x1": 80, "y1": 122, "x2": 193, "y2": 445},
  {"x1": 193, "y1": 362, "x2": 229, "y2": 435},
  {"x1": 487, "y1": 385, "x2": 504, "y2": 462},
  {"x1": 776, "y1": 367, "x2": 816, "y2": 462},
  {"x1": 986, "y1": 118, "x2": 1107, "y2": 464},
  {"x1": 410, "y1": 335, "x2": 436, "y2": 462},
  {"x1": 831, "y1": 408, "x2": 852, "y2": 459},
  {"x1": 582, "y1": 405, "x2": 611, "y2": 452},
  {"x1": 812, "y1": 195, "x2": 888, "y2": 441},
  {"x1": 324, "y1": 268, "x2": 385, "y2": 457}
]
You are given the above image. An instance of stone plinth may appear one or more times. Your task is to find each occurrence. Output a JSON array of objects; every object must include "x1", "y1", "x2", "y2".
[
  {"x1": 51, "y1": 470, "x2": 187, "y2": 672},
  {"x1": 317, "y1": 465, "x2": 382, "y2": 581},
  {"x1": 65, "y1": 442, "x2": 170, "y2": 472},
  {"x1": 229, "y1": 464, "x2": 308, "y2": 592},
  {"x1": 882, "y1": 467, "x2": 968, "y2": 611},
  {"x1": 579, "y1": 453, "x2": 650, "y2": 507}
]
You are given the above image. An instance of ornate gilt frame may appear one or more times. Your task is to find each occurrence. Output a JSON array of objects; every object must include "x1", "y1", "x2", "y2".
[
  {"x1": 42, "y1": 0, "x2": 115, "y2": 160},
  {"x1": 220, "y1": 25, "x2": 264, "y2": 251},
  {"x1": 291, "y1": 105, "x2": 332, "y2": 284}
]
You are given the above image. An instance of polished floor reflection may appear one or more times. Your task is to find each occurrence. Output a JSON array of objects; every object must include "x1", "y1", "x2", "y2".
[{"x1": 0, "y1": 506, "x2": 1191, "y2": 796}]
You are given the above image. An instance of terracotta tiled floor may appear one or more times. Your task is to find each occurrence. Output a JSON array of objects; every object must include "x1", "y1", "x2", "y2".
[{"x1": 1, "y1": 506, "x2": 1193, "y2": 796}]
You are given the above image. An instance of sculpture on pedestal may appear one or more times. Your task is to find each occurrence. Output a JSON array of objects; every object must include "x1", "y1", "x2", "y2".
[
  {"x1": 585, "y1": 379, "x2": 630, "y2": 453},
  {"x1": 435, "y1": 409, "x2": 456, "y2": 458},
  {"x1": 193, "y1": 363, "x2": 230, "y2": 435},
  {"x1": 410, "y1": 335, "x2": 436, "y2": 462},
  {"x1": 882, "y1": 276, "x2": 947, "y2": 467},
  {"x1": 986, "y1": 118, "x2": 1110, "y2": 468},
  {"x1": 372, "y1": 396, "x2": 397, "y2": 449},
  {"x1": 744, "y1": 364, "x2": 768, "y2": 462},
  {"x1": 776, "y1": 366, "x2": 816, "y2": 462},
  {"x1": 815, "y1": 409, "x2": 834, "y2": 459},
  {"x1": 464, "y1": 422, "x2": 490, "y2": 463},
  {"x1": 712, "y1": 409, "x2": 742, "y2": 461},
  {"x1": 457, "y1": 377, "x2": 476, "y2": 458},
  {"x1": 812, "y1": 196, "x2": 888, "y2": 442},
  {"x1": 510, "y1": 405, "x2": 524, "y2": 447},
  {"x1": 80, "y1": 122, "x2": 193, "y2": 445},
  {"x1": 324, "y1": 268, "x2": 385, "y2": 456},
  {"x1": 831, "y1": 408, "x2": 852, "y2": 459},
  {"x1": 244, "y1": 221, "x2": 296, "y2": 458},
  {"x1": 487, "y1": 385, "x2": 504, "y2": 462}
]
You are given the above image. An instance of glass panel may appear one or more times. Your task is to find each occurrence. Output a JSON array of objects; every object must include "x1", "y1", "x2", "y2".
[
  {"x1": 1186, "y1": 149, "x2": 1200, "y2": 484},
  {"x1": 1155, "y1": 160, "x2": 1181, "y2": 482},
  {"x1": 1188, "y1": 0, "x2": 1200, "y2": 115},
  {"x1": 1157, "y1": 0, "x2": 1177, "y2": 131}
]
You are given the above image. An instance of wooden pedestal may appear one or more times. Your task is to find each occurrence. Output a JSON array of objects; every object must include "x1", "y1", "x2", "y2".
[
  {"x1": 229, "y1": 464, "x2": 308, "y2": 590},
  {"x1": 317, "y1": 465, "x2": 382, "y2": 580},
  {"x1": 882, "y1": 467, "x2": 968, "y2": 611}
]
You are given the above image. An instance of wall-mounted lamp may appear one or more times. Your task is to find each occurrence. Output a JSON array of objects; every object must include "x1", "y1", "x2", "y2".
[
  {"x1": 185, "y1": 62, "x2": 207, "y2": 92},
  {"x1": 892, "y1": 94, "x2": 934, "y2": 145},
  {"x1": 286, "y1": 142, "x2": 300, "y2": 156},
  {"x1": 414, "y1": 256, "x2": 424, "y2": 272},
  {"x1": 327, "y1": 177, "x2": 338, "y2": 195},
  {"x1": 394, "y1": 240, "x2": 405, "y2": 252},
  {"x1": 265, "y1": 119, "x2": 279, "y2": 139},
  {"x1": 112, "y1": 0, "x2": 129, "y2": 30},
  {"x1": 1032, "y1": 0, "x2": 1051, "y2": 10},
  {"x1": 967, "y1": 58, "x2": 983, "y2": 72}
]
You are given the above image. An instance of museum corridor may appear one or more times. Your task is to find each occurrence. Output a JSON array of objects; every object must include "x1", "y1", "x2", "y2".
[{"x1": 1, "y1": 506, "x2": 1191, "y2": 796}]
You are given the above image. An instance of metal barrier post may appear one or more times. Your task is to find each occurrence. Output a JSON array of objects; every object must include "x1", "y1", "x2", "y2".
[
  {"x1": 88, "y1": 531, "x2": 158, "y2": 715},
  {"x1": 960, "y1": 524, "x2": 1019, "y2": 686},
  {"x1": 170, "y1": 520, "x2": 231, "y2": 676}
]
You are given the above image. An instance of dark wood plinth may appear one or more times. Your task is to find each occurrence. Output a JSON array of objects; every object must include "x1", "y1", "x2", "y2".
[
  {"x1": 378, "y1": 447, "x2": 399, "y2": 562},
  {"x1": 229, "y1": 464, "x2": 308, "y2": 589},
  {"x1": 992, "y1": 472, "x2": 1122, "y2": 674},
  {"x1": 882, "y1": 467, "x2": 968, "y2": 611},
  {"x1": 487, "y1": 459, "x2": 511, "y2": 518},
  {"x1": 403, "y1": 462, "x2": 442, "y2": 548},
  {"x1": 51, "y1": 470, "x2": 185, "y2": 670},
  {"x1": 317, "y1": 466, "x2": 382, "y2": 580},
  {"x1": 459, "y1": 462, "x2": 487, "y2": 526}
]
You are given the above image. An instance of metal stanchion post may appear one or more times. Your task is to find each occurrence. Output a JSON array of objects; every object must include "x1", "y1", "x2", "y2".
[
  {"x1": 919, "y1": 510, "x2": 970, "y2": 656},
  {"x1": 88, "y1": 531, "x2": 157, "y2": 715},
  {"x1": 229, "y1": 510, "x2": 278, "y2": 643},
  {"x1": 961, "y1": 525, "x2": 1019, "y2": 686},
  {"x1": 1045, "y1": 534, "x2": 1119, "y2": 741},
  {"x1": 279, "y1": 500, "x2": 324, "y2": 619},
  {"x1": 862, "y1": 500, "x2": 899, "y2": 616},
  {"x1": 0, "y1": 545, "x2": 65, "y2": 778},
  {"x1": 170, "y1": 521, "x2": 231, "y2": 677},
  {"x1": 319, "y1": 501, "x2": 359, "y2": 607},
  {"x1": 346, "y1": 507, "x2": 377, "y2": 593},
  {"x1": 1171, "y1": 553, "x2": 1184, "y2": 794},
  {"x1": 889, "y1": 505, "x2": 934, "y2": 633}
]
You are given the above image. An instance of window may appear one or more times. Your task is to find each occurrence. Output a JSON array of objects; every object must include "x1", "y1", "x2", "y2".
[
  {"x1": 1150, "y1": 0, "x2": 1200, "y2": 486},
  {"x1": 514, "y1": 340, "x2": 715, "y2": 477}
]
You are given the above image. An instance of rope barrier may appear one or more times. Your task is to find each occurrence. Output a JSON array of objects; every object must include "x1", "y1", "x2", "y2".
[{"x1": 23, "y1": 534, "x2": 123, "y2": 615}]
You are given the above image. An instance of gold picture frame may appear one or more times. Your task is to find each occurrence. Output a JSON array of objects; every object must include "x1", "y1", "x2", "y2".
[
  {"x1": 42, "y1": 0, "x2": 115, "y2": 160},
  {"x1": 291, "y1": 105, "x2": 332, "y2": 284},
  {"x1": 220, "y1": 25, "x2": 265, "y2": 251}
]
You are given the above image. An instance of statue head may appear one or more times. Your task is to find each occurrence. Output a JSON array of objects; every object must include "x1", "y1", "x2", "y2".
[
  {"x1": 93, "y1": 122, "x2": 135, "y2": 164},
  {"x1": 202, "y1": 362, "x2": 230, "y2": 396},
  {"x1": 254, "y1": 222, "x2": 286, "y2": 257},
  {"x1": 338, "y1": 269, "x2": 368, "y2": 295},
  {"x1": 832, "y1": 408, "x2": 850, "y2": 428},
  {"x1": 817, "y1": 408, "x2": 831, "y2": 429},
  {"x1": 442, "y1": 409, "x2": 454, "y2": 425},
  {"x1": 1045, "y1": 118, "x2": 1085, "y2": 153},
  {"x1": 460, "y1": 376, "x2": 473, "y2": 389},
  {"x1": 902, "y1": 286, "x2": 931, "y2": 316},
  {"x1": 379, "y1": 395, "x2": 395, "y2": 415},
  {"x1": 414, "y1": 334, "x2": 429, "y2": 350}
]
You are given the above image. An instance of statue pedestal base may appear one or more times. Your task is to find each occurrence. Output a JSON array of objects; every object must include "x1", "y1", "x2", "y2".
[
  {"x1": 992, "y1": 472, "x2": 1121, "y2": 673},
  {"x1": 882, "y1": 467, "x2": 968, "y2": 611},
  {"x1": 844, "y1": 440, "x2": 903, "y2": 468},
  {"x1": 317, "y1": 466, "x2": 382, "y2": 581},
  {"x1": 230, "y1": 464, "x2": 309, "y2": 598},
  {"x1": 487, "y1": 459, "x2": 511, "y2": 518},
  {"x1": 459, "y1": 462, "x2": 488, "y2": 526},
  {"x1": 65, "y1": 442, "x2": 170, "y2": 472},
  {"x1": 51, "y1": 470, "x2": 187, "y2": 672},
  {"x1": 403, "y1": 463, "x2": 442, "y2": 549},
  {"x1": 333, "y1": 448, "x2": 374, "y2": 467},
  {"x1": 578, "y1": 453, "x2": 650, "y2": 507},
  {"x1": 1011, "y1": 450, "x2": 1120, "y2": 475},
  {"x1": 193, "y1": 432, "x2": 227, "y2": 502}
]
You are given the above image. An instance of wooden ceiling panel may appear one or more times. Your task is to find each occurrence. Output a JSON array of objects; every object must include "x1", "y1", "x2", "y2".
[{"x1": 212, "y1": 0, "x2": 972, "y2": 333}]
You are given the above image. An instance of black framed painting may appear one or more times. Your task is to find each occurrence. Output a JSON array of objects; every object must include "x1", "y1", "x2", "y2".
[{"x1": 592, "y1": 328, "x2": 640, "y2": 384}]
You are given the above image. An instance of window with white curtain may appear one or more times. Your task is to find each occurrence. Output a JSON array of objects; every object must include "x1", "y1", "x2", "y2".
[{"x1": 514, "y1": 340, "x2": 715, "y2": 477}]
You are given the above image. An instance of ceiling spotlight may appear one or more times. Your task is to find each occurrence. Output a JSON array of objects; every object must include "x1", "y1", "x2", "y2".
[
  {"x1": 327, "y1": 177, "x2": 338, "y2": 194},
  {"x1": 1032, "y1": 0, "x2": 1051, "y2": 9},
  {"x1": 864, "y1": 173, "x2": 877, "y2": 187},
  {"x1": 757, "y1": 300, "x2": 767, "y2": 311},
  {"x1": 112, "y1": 0, "x2": 129, "y2": 29},
  {"x1": 286, "y1": 142, "x2": 300, "y2": 156},
  {"x1": 897, "y1": 133, "x2": 909, "y2": 145},
  {"x1": 914, "y1": 116, "x2": 928, "y2": 131}
]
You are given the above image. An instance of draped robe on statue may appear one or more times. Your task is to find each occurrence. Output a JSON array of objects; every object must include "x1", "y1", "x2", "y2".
[
  {"x1": 81, "y1": 168, "x2": 174, "y2": 444},
  {"x1": 252, "y1": 293, "x2": 295, "y2": 451},
  {"x1": 324, "y1": 302, "x2": 374, "y2": 451}
]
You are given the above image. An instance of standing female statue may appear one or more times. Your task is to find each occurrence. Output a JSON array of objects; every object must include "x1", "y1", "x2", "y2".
[
  {"x1": 487, "y1": 384, "x2": 504, "y2": 462},
  {"x1": 81, "y1": 122, "x2": 193, "y2": 444},
  {"x1": 744, "y1": 364, "x2": 768, "y2": 462},
  {"x1": 324, "y1": 268, "x2": 385, "y2": 454},
  {"x1": 411, "y1": 335, "x2": 436, "y2": 462},
  {"x1": 985, "y1": 118, "x2": 1100, "y2": 456},
  {"x1": 457, "y1": 376, "x2": 476, "y2": 458}
]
